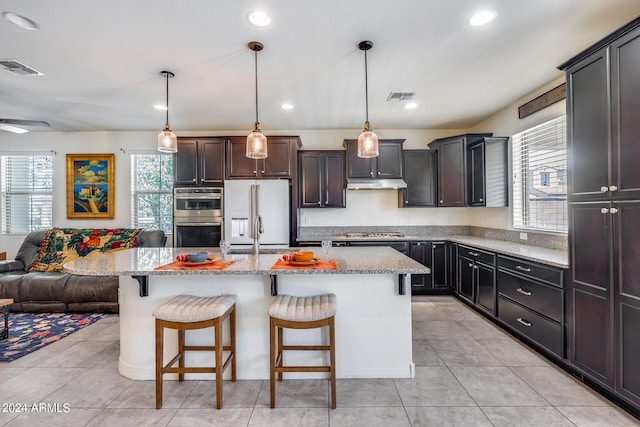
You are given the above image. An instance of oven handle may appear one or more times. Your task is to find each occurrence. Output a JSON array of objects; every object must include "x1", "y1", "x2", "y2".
[
  {"x1": 174, "y1": 195, "x2": 223, "y2": 200},
  {"x1": 174, "y1": 222, "x2": 222, "y2": 226}
]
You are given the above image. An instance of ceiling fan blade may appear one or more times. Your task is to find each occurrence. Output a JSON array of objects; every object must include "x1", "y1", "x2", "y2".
[
  {"x1": 0, "y1": 123, "x2": 29, "y2": 133},
  {"x1": 0, "y1": 118, "x2": 50, "y2": 127}
]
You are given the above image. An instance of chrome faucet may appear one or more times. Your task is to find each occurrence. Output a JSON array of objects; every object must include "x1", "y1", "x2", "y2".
[{"x1": 252, "y1": 214, "x2": 264, "y2": 255}]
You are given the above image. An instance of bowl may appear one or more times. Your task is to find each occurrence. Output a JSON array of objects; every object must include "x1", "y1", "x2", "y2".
[
  {"x1": 187, "y1": 251, "x2": 209, "y2": 262},
  {"x1": 293, "y1": 251, "x2": 315, "y2": 262}
]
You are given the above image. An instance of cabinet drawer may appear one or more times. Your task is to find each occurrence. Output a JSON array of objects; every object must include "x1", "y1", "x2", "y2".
[
  {"x1": 497, "y1": 255, "x2": 563, "y2": 287},
  {"x1": 497, "y1": 270, "x2": 563, "y2": 323},
  {"x1": 498, "y1": 296, "x2": 563, "y2": 357},
  {"x1": 458, "y1": 245, "x2": 495, "y2": 265}
]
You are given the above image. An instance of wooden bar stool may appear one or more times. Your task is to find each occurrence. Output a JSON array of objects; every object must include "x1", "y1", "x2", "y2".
[
  {"x1": 153, "y1": 294, "x2": 236, "y2": 409},
  {"x1": 268, "y1": 293, "x2": 337, "y2": 408}
]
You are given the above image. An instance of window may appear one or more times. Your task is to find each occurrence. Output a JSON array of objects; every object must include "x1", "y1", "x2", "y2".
[
  {"x1": 512, "y1": 116, "x2": 567, "y2": 233},
  {"x1": 130, "y1": 153, "x2": 173, "y2": 233},
  {"x1": 1, "y1": 154, "x2": 54, "y2": 234}
]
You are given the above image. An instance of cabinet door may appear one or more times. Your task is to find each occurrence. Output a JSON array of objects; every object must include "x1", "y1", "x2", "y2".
[
  {"x1": 566, "y1": 49, "x2": 610, "y2": 201},
  {"x1": 174, "y1": 138, "x2": 198, "y2": 185},
  {"x1": 200, "y1": 138, "x2": 225, "y2": 185},
  {"x1": 401, "y1": 150, "x2": 435, "y2": 207},
  {"x1": 431, "y1": 242, "x2": 447, "y2": 289},
  {"x1": 569, "y1": 202, "x2": 614, "y2": 387},
  {"x1": 226, "y1": 137, "x2": 258, "y2": 178},
  {"x1": 299, "y1": 152, "x2": 323, "y2": 208},
  {"x1": 611, "y1": 28, "x2": 640, "y2": 200},
  {"x1": 376, "y1": 141, "x2": 403, "y2": 178},
  {"x1": 437, "y1": 137, "x2": 466, "y2": 207},
  {"x1": 324, "y1": 152, "x2": 346, "y2": 208},
  {"x1": 469, "y1": 142, "x2": 486, "y2": 206},
  {"x1": 476, "y1": 262, "x2": 496, "y2": 314},
  {"x1": 344, "y1": 140, "x2": 375, "y2": 178},
  {"x1": 458, "y1": 255, "x2": 475, "y2": 303},
  {"x1": 410, "y1": 242, "x2": 432, "y2": 292},
  {"x1": 262, "y1": 138, "x2": 292, "y2": 178}
]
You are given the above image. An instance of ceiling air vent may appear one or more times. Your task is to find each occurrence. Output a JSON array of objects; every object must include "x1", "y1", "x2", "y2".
[
  {"x1": 0, "y1": 59, "x2": 44, "y2": 76},
  {"x1": 387, "y1": 92, "x2": 415, "y2": 101}
]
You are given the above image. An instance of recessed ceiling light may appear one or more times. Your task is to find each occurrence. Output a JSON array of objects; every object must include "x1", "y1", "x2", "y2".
[
  {"x1": 247, "y1": 11, "x2": 271, "y2": 27},
  {"x1": 281, "y1": 103, "x2": 293, "y2": 110},
  {"x1": 468, "y1": 10, "x2": 496, "y2": 27},
  {"x1": 404, "y1": 102, "x2": 418, "y2": 109},
  {"x1": 153, "y1": 104, "x2": 168, "y2": 111},
  {"x1": 2, "y1": 11, "x2": 40, "y2": 30}
]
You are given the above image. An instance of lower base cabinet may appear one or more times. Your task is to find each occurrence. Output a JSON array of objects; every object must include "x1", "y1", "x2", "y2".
[
  {"x1": 457, "y1": 245, "x2": 496, "y2": 314},
  {"x1": 410, "y1": 241, "x2": 449, "y2": 295}
]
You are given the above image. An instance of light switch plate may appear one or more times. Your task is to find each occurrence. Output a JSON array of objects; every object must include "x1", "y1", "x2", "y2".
[{"x1": 520, "y1": 232, "x2": 528, "y2": 241}]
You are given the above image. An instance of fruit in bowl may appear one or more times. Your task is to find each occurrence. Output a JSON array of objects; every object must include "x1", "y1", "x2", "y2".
[
  {"x1": 186, "y1": 251, "x2": 209, "y2": 262},
  {"x1": 292, "y1": 251, "x2": 315, "y2": 262}
]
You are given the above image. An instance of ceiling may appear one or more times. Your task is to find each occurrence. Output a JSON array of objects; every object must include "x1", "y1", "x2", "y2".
[{"x1": 1, "y1": 0, "x2": 639, "y2": 135}]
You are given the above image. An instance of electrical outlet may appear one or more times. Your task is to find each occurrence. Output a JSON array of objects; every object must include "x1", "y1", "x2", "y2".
[{"x1": 520, "y1": 232, "x2": 528, "y2": 241}]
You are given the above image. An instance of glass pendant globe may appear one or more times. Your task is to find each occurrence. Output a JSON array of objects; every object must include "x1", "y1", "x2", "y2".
[
  {"x1": 246, "y1": 128, "x2": 268, "y2": 159},
  {"x1": 157, "y1": 129, "x2": 177, "y2": 153},
  {"x1": 358, "y1": 128, "x2": 379, "y2": 158}
]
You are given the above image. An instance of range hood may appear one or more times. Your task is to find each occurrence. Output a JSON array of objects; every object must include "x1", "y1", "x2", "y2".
[{"x1": 346, "y1": 178, "x2": 407, "y2": 190}]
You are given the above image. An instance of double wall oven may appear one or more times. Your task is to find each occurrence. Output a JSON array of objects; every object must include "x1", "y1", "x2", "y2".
[{"x1": 173, "y1": 187, "x2": 223, "y2": 247}]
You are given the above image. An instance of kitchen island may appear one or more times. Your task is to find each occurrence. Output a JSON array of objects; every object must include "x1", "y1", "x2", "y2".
[{"x1": 64, "y1": 246, "x2": 429, "y2": 381}]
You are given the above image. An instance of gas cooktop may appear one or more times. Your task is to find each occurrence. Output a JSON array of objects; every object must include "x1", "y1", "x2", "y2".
[{"x1": 337, "y1": 232, "x2": 405, "y2": 239}]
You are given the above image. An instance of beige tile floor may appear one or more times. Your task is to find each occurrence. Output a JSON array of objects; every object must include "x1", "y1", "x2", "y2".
[{"x1": 0, "y1": 296, "x2": 639, "y2": 426}]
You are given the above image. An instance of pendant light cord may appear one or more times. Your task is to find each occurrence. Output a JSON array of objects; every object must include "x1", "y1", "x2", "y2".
[
  {"x1": 254, "y1": 48, "x2": 259, "y2": 124},
  {"x1": 364, "y1": 48, "x2": 369, "y2": 123},
  {"x1": 165, "y1": 73, "x2": 170, "y2": 128}
]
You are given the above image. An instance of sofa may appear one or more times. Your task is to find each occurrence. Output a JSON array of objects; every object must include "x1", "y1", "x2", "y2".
[{"x1": 0, "y1": 228, "x2": 166, "y2": 313}]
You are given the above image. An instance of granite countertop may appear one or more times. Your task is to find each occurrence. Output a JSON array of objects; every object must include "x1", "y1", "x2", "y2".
[
  {"x1": 63, "y1": 246, "x2": 430, "y2": 276},
  {"x1": 299, "y1": 234, "x2": 568, "y2": 269}
]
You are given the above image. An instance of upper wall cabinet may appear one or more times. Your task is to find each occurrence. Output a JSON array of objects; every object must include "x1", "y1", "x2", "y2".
[
  {"x1": 226, "y1": 136, "x2": 300, "y2": 179},
  {"x1": 298, "y1": 150, "x2": 346, "y2": 208},
  {"x1": 343, "y1": 139, "x2": 404, "y2": 179},
  {"x1": 399, "y1": 150, "x2": 435, "y2": 207},
  {"x1": 468, "y1": 137, "x2": 509, "y2": 207},
  {"x1": 563, "y1": 21, "x2": 640, "y2": 202},
  {"x1": 174, "y1": 137, "x2": 225, "y2": 186},
  {"x1": 427, "y1": 133, "x2": 492, "y2": 207}
]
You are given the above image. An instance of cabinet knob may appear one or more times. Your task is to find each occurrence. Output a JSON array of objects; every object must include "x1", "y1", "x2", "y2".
[
  {"x1": 600, "y1": 186, "x2": 608, "y2": 193},
  {"x1": 468, "y1": 262, "x2": 473, "y2": 268},
  {"x1": 253, "y1": 170, "x2": 257, "y2": 174},
  {"x1": 261, "y1": 170, "x2": 265, "y2": 174},
  {"x1": 601, "y1": 207, "x2": 609, "y2": 214},
  {"x1": 317, "y1": 201, "x2": 322, "y2": 205},
  {"x1": 479, "y1": 198, "x2": 483, "y2": 202},
  {"x1": 440, "y1": 200, "x2": 444, "y2": 203},
  {"x1": 405, "y1": 200, "x2": 409, "y2": 204},
  {"x1": 370, "y1": 171, "x2": 374, "y2": 177},
  {"x1": 610, "y1": 207, "x2": 619, "y2": 214},
  {"x1": 609, "y1": 185, "x2": 618, "y2": 192}
]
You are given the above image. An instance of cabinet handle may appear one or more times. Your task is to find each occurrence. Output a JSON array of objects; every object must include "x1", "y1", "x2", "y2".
[
  {"x1": 468, "y1": 251, "x2": 479, "y2": 257},
  {"x1": 516, "y1": 317, "x2": 532, "y2": 327},
  {"x1": 516, "y1": 288, "x2": 532, "y2": 296},
  {"x1": 600, "y1": 186, "x2": 609, "y2": 193},
  {"x1": 609, "y1": 185, "x2": 618, "y2": 192},
  {"x1": 610, "y1": 207, "x2": 618, "y2": 214},
  {"x1": 601, "y1": 207, "x2": 609, "y2": 214},
  {"x1": 515, "y1": 265, "x2": 531, "y2": 273}
]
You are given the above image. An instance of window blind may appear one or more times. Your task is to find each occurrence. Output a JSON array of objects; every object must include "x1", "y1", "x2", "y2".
[
  {"x1": 1, "y1": 155, "x2": 54, "y2": 234},
  {"x1": 130, "y1": 153, "x2": 173, "y2": 233},
  {"x1": 512, "y1": 115, "x2": 567, "y2": 233}
]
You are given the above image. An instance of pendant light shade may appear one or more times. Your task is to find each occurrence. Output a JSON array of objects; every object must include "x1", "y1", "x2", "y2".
[
  {"x1": 157, "y1": 71, "x2": 177, "y2": 153},
  {"x1": 247, "y1": 41, "x2": 268, "y2": 159},
  {"x1": 357, "y1": 41, "x2": 379, "y2": 158}
]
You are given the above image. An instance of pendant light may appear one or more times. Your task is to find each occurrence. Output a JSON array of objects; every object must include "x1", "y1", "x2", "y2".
[
  {"x1": 357, "y1": 40, "x2": 379, "y2": 158},
  {"x1": 246, "y1": 41, "x2": 268, "y2": 159},
  {"x1": 157, "y1": 71, "x2": 177, "y2": 153}
]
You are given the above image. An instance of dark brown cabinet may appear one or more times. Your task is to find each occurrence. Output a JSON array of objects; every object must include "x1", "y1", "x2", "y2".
[
  {"x1": 399, "y1": 150, "x2": 435, "y2": 207},
  {"x1": 468, "y1": 137, "x2": 508, "y2": 207},
  {"x1": 226, "y1": 137, "x2": 298, "y2": 179},
  {"x1": 298, "y1": 151, "x2": 346, "y2": 208},
  {"x1": 409, "y1": 241, "x2": 448, "y2": 294},
  {"x1": 457, "y1": 245, "x2": 496, "y2": 314},
  {"x1": 427, "y1": 133, "x2": 492, "y2": 207},
  {"x1": 343, "y1": 139, "x2": 404, "y2": 179},
  {"x1": 174, "y1": 137, "x2": 225, "y2": 186},
  {"x1": 561, "y1": 17, "x2": 640, "y2": 414}
]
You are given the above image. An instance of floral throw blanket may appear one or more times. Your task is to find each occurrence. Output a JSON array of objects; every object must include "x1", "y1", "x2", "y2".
[{"x1": 29, "y1": 228, "x2": 140, "y2": 272}]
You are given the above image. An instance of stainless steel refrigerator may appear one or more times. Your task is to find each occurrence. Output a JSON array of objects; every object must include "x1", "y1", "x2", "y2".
[{"x1": 223, "y1": 179, "x2": 290, "y2": 249}]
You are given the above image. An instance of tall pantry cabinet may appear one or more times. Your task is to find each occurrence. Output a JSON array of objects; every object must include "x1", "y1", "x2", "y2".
[{"x1": 560, "y1": 16, "x2": 640, "y2": 413}]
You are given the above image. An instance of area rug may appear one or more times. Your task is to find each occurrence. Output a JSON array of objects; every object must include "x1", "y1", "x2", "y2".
[{"x1": 0, "y1": 312, "x2": 106, "y2": 362}]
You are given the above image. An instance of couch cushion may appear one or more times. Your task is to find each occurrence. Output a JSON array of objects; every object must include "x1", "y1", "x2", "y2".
[
  {"x1": 18, "y1": 272, "x2": 69, "y2": 302},
  {"x1": 15, "y1": 230, "x2": 49, "y2": 272},
  {"x1": 63, "y1": 274, "x2": 118, "y2": 304},
  {"x1": 30, "y1": 228, "x2": 141, "y2": 272},
  {"x1": 0, "y1": 272, "x2": 26, "y2": 302}
]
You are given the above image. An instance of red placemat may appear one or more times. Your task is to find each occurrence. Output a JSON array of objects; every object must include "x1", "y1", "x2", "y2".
[
  {"x1": 271, "y1": 258, "x2": 338, "y2": 270},
  {"x1": 154, "y1": 259, "x2": 237, "y2": 271}
]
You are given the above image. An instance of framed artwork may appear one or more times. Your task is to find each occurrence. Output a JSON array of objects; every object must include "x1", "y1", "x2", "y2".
[{"x1": 66, "y1": 153, "x2": 115, "y2": 219}]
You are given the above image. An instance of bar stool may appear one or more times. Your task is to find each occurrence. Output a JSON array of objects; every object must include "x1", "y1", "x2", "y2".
[
  {"x1": 153, "y1": 294, "x2": 236, "y2": 409},
  {"x1": 268, "y1": 293, "x2": 337, "y2": 408}
]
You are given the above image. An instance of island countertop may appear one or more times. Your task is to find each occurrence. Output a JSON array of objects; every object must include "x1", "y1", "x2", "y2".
[{"x1": 64, "y1": 246, "x2": 430, "y2": 276}]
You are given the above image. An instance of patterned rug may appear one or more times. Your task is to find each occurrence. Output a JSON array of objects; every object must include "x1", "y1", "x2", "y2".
[{"x1": 0, "y1": 312, "x2": 106, "y2": 362}]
